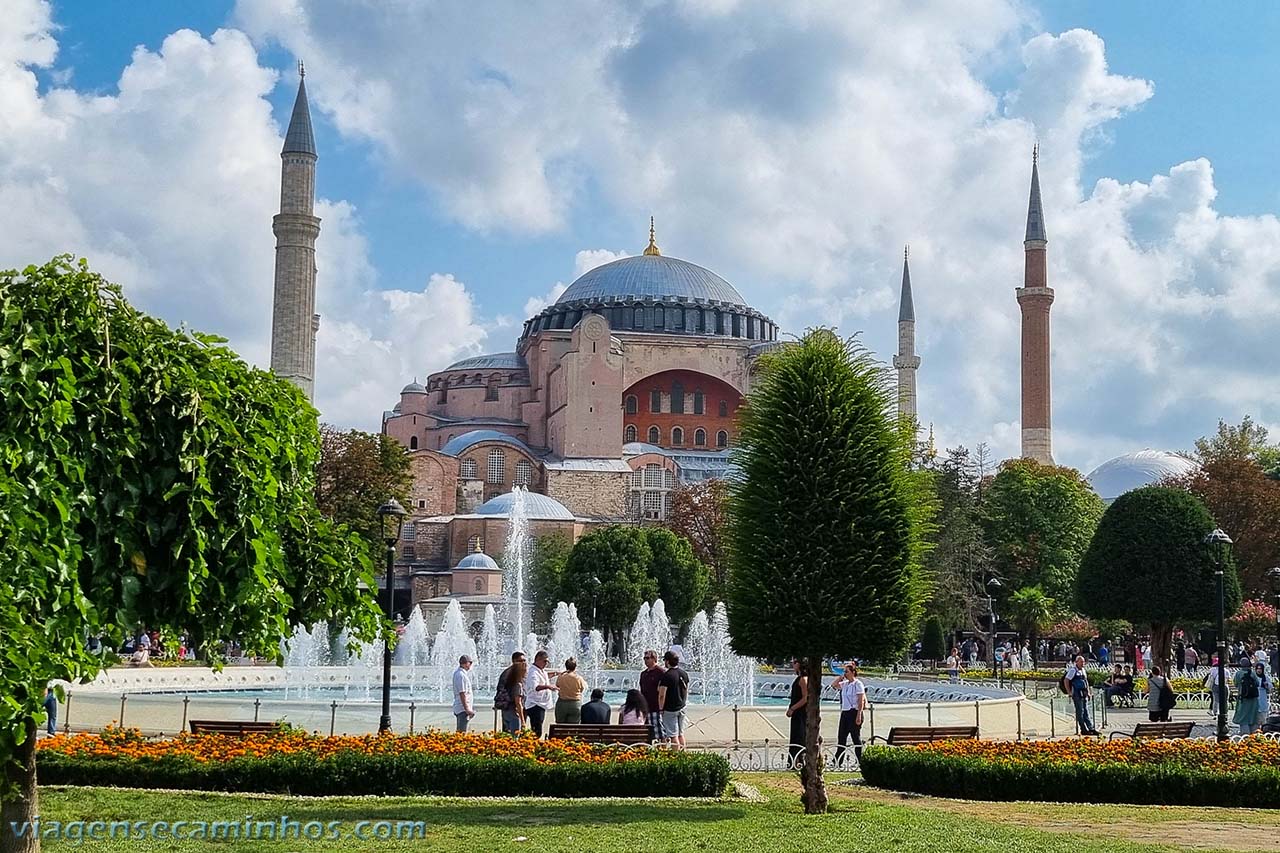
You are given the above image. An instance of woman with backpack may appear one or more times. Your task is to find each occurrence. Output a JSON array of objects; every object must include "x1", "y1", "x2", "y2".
[
  {"x1": 1146, "y1": 666, "x2": 1174, "y2": 722},
  {"x1": 494, "y1": 653, "x2": 528, "y2": 734},
  {"x1": 1232, "y1": 656, "x2": 1261, "y2": 735}
]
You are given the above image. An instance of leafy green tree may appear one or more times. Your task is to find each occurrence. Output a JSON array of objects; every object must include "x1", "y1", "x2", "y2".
[
  {"x1": 1194, "y1": 415, "x2": 1280, "y2": 474},
  {"x1": 527, "y1": 533, "x2": 574, "y2": 624},
  {"x1": 666, "y1": 479, "x2": 730, "y2": 605},
  {"x1": 0, "y1": 258, "x2": 380, "y2": 848},
  {"x1": 316, "y1": 425, "x2": 411, "y2": 550},
  {"x1": 1006, "y1": 586, "x2": 1055, "y2": 666},
  {"x1": 922, "y1": 447, "x2": 994, "y2": 632},
  {"x1": 560, "y1": 527, "x2": 658, "y2": 648},
  {"x1": 920, "y1": 616, "x2": 946, "y2": 661},
  {"x1": 644, "y1": 527, "x2": 710, "y2": 625},
  {"x1": 1076, "y1": 486, "x2": 1242, "y2": 673},
  {"x1": 982, "y1": 458, "x2": 1104, "y2": 602},
  {"x1": 727, "y1": 330, "x2": 930, "y2": 814}
]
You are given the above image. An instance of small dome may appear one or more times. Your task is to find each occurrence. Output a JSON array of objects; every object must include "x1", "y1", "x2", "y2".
[
  {"x1": 1086, "y1": 450, "x2": 1197, "y2": 503},
  {"x1": 557, "y1": 254, "x2": 748, "y2": 307},
  {"x1": 443, "y1": 352, "x2": 526, "y2": 372},
  {"x1": 455, "y1": 551, "x2": 500, "y2": 571},
  {"x1": 401, "y1": 380, "x2": 427, "y2": 394},
  {"x1": 474, "y1": 490, "x2": 575, "y2": 521}
]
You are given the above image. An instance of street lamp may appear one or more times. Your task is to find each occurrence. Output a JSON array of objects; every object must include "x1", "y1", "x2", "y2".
[
  {"x1": 986, "y1": 576, "x2": 1003, "y2": 679},
  {"x1": 589, "y1": 575, "x2": 601, "y2": 628},
  {"x1": 1267, "y1": 567, "x2": 1280, "y2": 675},
  {"x1": 1204, "y1": 528, "x2": 1233, "y2": 743},
  {"x1": 377, "y1": 497, "x2": 407, "y2": 734}
]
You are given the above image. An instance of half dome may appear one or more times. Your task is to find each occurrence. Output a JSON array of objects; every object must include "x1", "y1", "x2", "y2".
[
  {"x1": 556, "y1": 254, "x2": 747, "y2": 307},
  {"x1": 1086, "y1": 449, "x2": 1197, "y2": 503}
]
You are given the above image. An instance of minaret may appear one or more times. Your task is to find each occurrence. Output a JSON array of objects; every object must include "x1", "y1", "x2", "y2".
[
  {"x1": 892, "y1": 245, "x2": 920, "y2": 422},
  {"x1": 1017, "y1": 145, "x2": 1054, "y2": 464},
  {"x1": 270, "y1": 62, "x2": 321, "y2": 400}
]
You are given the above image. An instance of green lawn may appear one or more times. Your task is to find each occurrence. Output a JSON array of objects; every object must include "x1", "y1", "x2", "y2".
[{"x1": 21, "y1": 777, "x2": 1214, "y2": 853}]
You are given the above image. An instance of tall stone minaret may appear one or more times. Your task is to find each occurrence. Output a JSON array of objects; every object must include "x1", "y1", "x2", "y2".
[
  {"x1": 270, "y1": 63, "x2": 321, "y2": 400},
  {"x1": 892, "y1": 245, "x2": 920, "y2": 422},
  {"x1": 1017, "y1": 145, "x2": 1054, "y2": 464}
]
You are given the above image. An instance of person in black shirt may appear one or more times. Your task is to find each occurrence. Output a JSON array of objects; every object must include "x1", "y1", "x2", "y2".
[
  {"x1": 785, "y1": 659, "x2": 807, "y2": 766},
  {"x1": 580, "y1": 688, "x2": 611, "y2": 724},
  {"x1": 656, "y1": 651, "x2": 690, "y2": 748}
]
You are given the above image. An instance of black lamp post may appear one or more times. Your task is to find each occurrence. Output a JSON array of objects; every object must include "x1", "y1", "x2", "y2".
[
  {"x1": 589, "y1": 575, "x2": 601, "y2": 628},
  {"x1": 1267, "y1": 567, "x2": 1280, "y2": 675},
  {"x1": 986, "y1": 576, "x2": 1003, "y2": 679},
  {"x1": 1204, "y1": 528, "x2": 1233, "y2": 743},
  {"x1": 377, "y1": 498, "x2": 407, "y2": 734}
]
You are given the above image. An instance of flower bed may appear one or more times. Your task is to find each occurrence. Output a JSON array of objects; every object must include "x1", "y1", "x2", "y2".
[
  {"x1": 859, "y1": 737, "x2": 1280, "y2": 807},
  {"x1": 37, "y1": 728, "x2": 729, "y2": 798},
  {"x1": 959, "y1": 669, "x2": 1203, "y2": 693}
]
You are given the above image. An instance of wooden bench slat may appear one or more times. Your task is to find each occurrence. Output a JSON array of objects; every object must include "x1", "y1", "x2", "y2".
[
  {"x1": 877, "y1": 725, "x2": 979, "y2": 745},
  {"x1": 547, "y1": 724, "x2": 652, "y2": 744},
  {"x1": 189, "y1": 720, "x2": 278, "y2": 735},
  {"x1": 1108, "y1": 721, "x2": 1194, "y2": 741}
]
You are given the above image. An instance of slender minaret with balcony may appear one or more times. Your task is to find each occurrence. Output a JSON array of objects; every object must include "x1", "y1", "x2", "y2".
[
  {"x1": 892, "y1": 245, "x2": 920, "y2": 422},
  {"x1": 270, "y1": 63, "x2": 321, "y2": 400},
  {"x1": 1017, "y1": 145, "x2": 1054, "y2": 464}
]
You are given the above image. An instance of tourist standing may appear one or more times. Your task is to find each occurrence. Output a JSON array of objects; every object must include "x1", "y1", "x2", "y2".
[
  {"x1": 452, "y1": 655, "x2": 475, "y2": 732},
  {"x1": 831, "y1": 663, "x2": 867, "y2": 768},
  {"x1": 1185, "y1": 645, "x2": 1199, "y2": 671},
  {"x1": 42, "y1": 686, "x2": 57, "y2": 735},
  {"x1": 657, "y1": 651, "x2": 690, "y2": 749},
  {"x1": 495, "y1": 651, "x2": 528, "y2": 734},
  {"x1": 581, "y1": 688, "x2": 612, "y2": 724},
  {"x1": 1146, "y1": 666, "x2": 1173, "y2": 722},
  {"x1": 524, "y1": 650, "x2": 557, "y2": 738},
  {"x1": 619, "y1": 689, "x2": 649, "y2": 725},
  {"x1": 1065, "y1": 655, "x2": 1098, "y2": 736},
  {"x1": 1233, "y1": 657, "x2": 1262, "y2": 735},
  {"x1": 785, "y1": 658, "x2": 807, "y2": 765},
  {"x1": 1255, "y1": 661, "x2": 1272, "y2": 731},
  {"x1": 639, "y1": 650, "x2": 664, "y2": 741},
  {"x1": 554, "y1": 658, "x2": 587, "y2": 723},
  {"x1": 1098, "y1": 643, "x2": 1110, "y2": 667},
  {"x1": 1204, "y1": 655, "x2": 1224, "y2": 717},
  {"x1": 945, "y1": 647, "x2": 960, "y2": 684}
]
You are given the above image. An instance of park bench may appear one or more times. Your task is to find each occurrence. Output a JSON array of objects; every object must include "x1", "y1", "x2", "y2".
[
  {"x1": 871, "y1": 725, "x2": 979, "y2": 745},
  {"x1": 1107, "y1": 721, "x2": 1195, "y2": 741},
  {"x1": 189, "y1": 720, "x2": 279, "y2": 736},
  {"x1": 547, "y1": 724, "x2": 653, "y2": 745}
]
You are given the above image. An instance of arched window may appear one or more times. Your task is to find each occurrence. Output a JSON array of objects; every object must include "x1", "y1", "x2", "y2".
[
  {"x1": 671, "y1": 381, "x2": 684, "y2": 414},
  {"x1": 474, "y1": 577, "x2": 485, "y2": 593},
  {"x1": 625, "y1": 425, "x2": 637, "y2": 443},
  {"x1": 694, "y1": 428, "x2": 706, "y2": 447},
  {"x1": 672, "y1": 427, "x2": 684, "y2": 446},
  {"x1": 460, "y1": 458, "x2": 478, "y2": 479},
  {"x1": 648, "y1": 426, "x2": 660, "y2": 444},
  {"x1": 633, "y1": 306, "x2": 645, "y2": 328},
  {"x1": 716, "y1": 430, "x2": 729, "y2": 448},
  {"x1": 487, "y1": 449, "x2": 506, "y2": 484},
  {"x1": 485, "y1": 376, "x2": 500, "y2": 401},
  {"x1": 654, "y1": 305, "x2": 665, "y2": 328},
  {"x1": 409, "y1": 436, "x2": 418, "y2": 450},
  {"x1": 515, "y1": 460, "x2": 533, "y2": 486},
  {"x1": 625, "y1": 395, "x2": 638, "y2": 414},
  {"x1": 650, "y1": 389, "x2": 662, "y2": 413},
  {"x1": 693, "y1": 390, "x2": 704, "y2": 415},
  {"x1": 718, "y1": 400, "x2": 729, "y2": 418},
  {"x1": 439, "y1": 384, "x2": 448, "y2": 404}
]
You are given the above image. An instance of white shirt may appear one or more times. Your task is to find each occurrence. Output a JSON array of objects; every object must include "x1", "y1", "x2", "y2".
[
  {"x1": 839, "y1": 678, "x2": 866, "y2": 712},
  {"x1": 945, "y1": 655, "x2": 958, "y2": 671},
  {"x1": 525, "y1": 664, "x2": 555, "y2": 710},
  {"x1": 451, "y1": 667, "x2": 473, "y2": 715}
]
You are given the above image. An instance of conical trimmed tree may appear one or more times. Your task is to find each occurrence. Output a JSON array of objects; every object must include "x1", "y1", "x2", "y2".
[{"x1": 727, "y1": 330, "x2": 930, "y2": 813}]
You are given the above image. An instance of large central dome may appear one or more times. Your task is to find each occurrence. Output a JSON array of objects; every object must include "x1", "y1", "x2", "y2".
[{"x1": 556, "y1": 254, "x2": 748, "y2": 308}]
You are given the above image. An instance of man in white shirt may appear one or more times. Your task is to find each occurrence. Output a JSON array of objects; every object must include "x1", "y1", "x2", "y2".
[
  {"x1": 1205, "y1": 654, "x2": 1224, "y2": 717},
  {"x1": 832, "y1": 662, "x2": 868, "y2": 767},
  {"x1": 452, "y1": 655, "x2": 475, "y2": 732},
  {"x1": 524, "y1": 650, "x2": 558, "y2": 738}
]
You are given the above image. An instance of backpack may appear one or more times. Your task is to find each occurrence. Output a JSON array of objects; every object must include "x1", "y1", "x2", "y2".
[
  {"x1": 493, "y1": 668, "x2": 512, "y2": 710},
  {"x1": 1059, "y1": 674, "x2": 1071, "y2": 695},
  {"x1": 1240, "y1": 670, "x2": 1259, "y2": 700}
]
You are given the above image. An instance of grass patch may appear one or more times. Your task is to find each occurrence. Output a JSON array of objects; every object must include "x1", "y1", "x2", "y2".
[{"x1": 22, "y1": 779, "x2": 1218, "y2": 852}]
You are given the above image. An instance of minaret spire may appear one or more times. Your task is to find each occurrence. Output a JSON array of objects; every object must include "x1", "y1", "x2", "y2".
[
  {"x1": 1017, "y1": 145, "x2": 1054, "y2": 463},
  {"x1": 270, "y1": 67, "x2": 322, "y2": 400},
  {"x1": 892, "y1": 244, "x2": 920, "y2": 422}
]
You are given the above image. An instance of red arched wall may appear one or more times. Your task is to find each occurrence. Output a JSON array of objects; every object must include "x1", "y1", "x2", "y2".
[{"x1": 623, "y1": 370, "x2": 740, "y2": 449}]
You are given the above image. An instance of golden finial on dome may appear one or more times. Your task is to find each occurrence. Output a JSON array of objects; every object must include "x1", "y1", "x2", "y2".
[
  {"x1": 472, "y1": 539, "x2": 484, "y2": 554},
  {"x1": 643, "y1": 216, "x2": 661, "y2": 256}
]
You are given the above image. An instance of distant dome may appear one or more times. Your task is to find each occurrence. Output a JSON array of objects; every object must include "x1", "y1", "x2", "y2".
[
  {"x1": 455, "y1": 551, "x2": 500, "y2": 571},
  {"x1": 401, "y1": 380, "x2": 427, "y2": 394},
  {"x1": 1086, "y1": 450, "x2": 1197, "y2": 503},
  {"x1": 474, "y1": 491, "x2": 575, "y2": 521},
  {"x1": 443, "y1": 352, "x2": 526, "y2": 371},
  {"x1": 557, "y1": 254, "x2": 748, "y2": 307}
]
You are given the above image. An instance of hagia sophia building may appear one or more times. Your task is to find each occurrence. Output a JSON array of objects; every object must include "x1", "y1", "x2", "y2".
[{"x1": 268, "y1": 72, "x2": 1082, "y2": 622}]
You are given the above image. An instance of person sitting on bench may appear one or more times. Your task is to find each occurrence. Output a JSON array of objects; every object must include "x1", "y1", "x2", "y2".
[{"x1": 581, "y1": 689, "x2": 611, "y2": 724}]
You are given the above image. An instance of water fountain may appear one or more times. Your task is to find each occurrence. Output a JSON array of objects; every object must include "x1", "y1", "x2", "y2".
[
  {"x1": 650, "y1": 599, "x2": 672, "y2": 659},
  {"x1": 627, "y1": 602, "x2": 653, "y2": 667},
  {"x1": 546, "y1": 602, "x2": 581, "y2": 668},
  {"x1": 501, "y1": 487, "x2": 531, "y2": 650},
  {"x1": 685, "y1": 610, "x2": 709, "y2": 670}
]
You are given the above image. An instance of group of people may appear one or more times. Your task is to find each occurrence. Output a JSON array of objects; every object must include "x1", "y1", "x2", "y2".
[
  {"x1": 785, "y1": 660, "x2": 867, "y2": 768},
  {"x1": 454, "y1": 649, "x2": 691, "y2": 747}
]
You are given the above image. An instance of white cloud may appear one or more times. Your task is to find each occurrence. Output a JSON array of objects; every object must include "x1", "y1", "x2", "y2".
[{"x1": 522, "y1": 248, "x2": 626, "y2": 316}]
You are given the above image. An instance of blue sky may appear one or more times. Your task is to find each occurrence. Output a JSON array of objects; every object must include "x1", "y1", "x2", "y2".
[{"x1": 6, "y1": 1, "x2": 1280, "y2": 471}]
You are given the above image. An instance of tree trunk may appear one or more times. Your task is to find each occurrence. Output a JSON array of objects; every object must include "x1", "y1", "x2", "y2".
[
  {"x1": 799, "y1": 655, "x2": 827, "y2": 814},
  {"x1": 1150, "y1": 623, "x2": 1174, "y2": 677},
  {"x1": 1, "y1": 718, "x2": 39, "y2": 853}
]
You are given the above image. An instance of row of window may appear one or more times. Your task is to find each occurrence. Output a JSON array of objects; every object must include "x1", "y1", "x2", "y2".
[
  {"x1": 625, "y1": 388, "x2": 730, "y2": 417},
  {"x1": 458, "y1": 449, "x2": 533, "y2": 485},
  {"x1": 625, "y1": 425, "x2": 728, "y2": 448},
  {"x1": 523, "y1": 304, "x2": 778, "y2": 341}
]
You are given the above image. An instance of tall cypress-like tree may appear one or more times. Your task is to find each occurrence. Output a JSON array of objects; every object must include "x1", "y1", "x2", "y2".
[{"x1": 727, "y1": 330, "x2": 930, "y2": 814}]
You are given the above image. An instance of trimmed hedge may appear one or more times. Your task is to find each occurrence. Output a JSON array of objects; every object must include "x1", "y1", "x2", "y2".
[
  {"x1": 859, "y1": 744, "x2": 1280, "y2": 808},
  {"x1": 38, "y1": 748, "x2": 730, "y2": 798}
]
